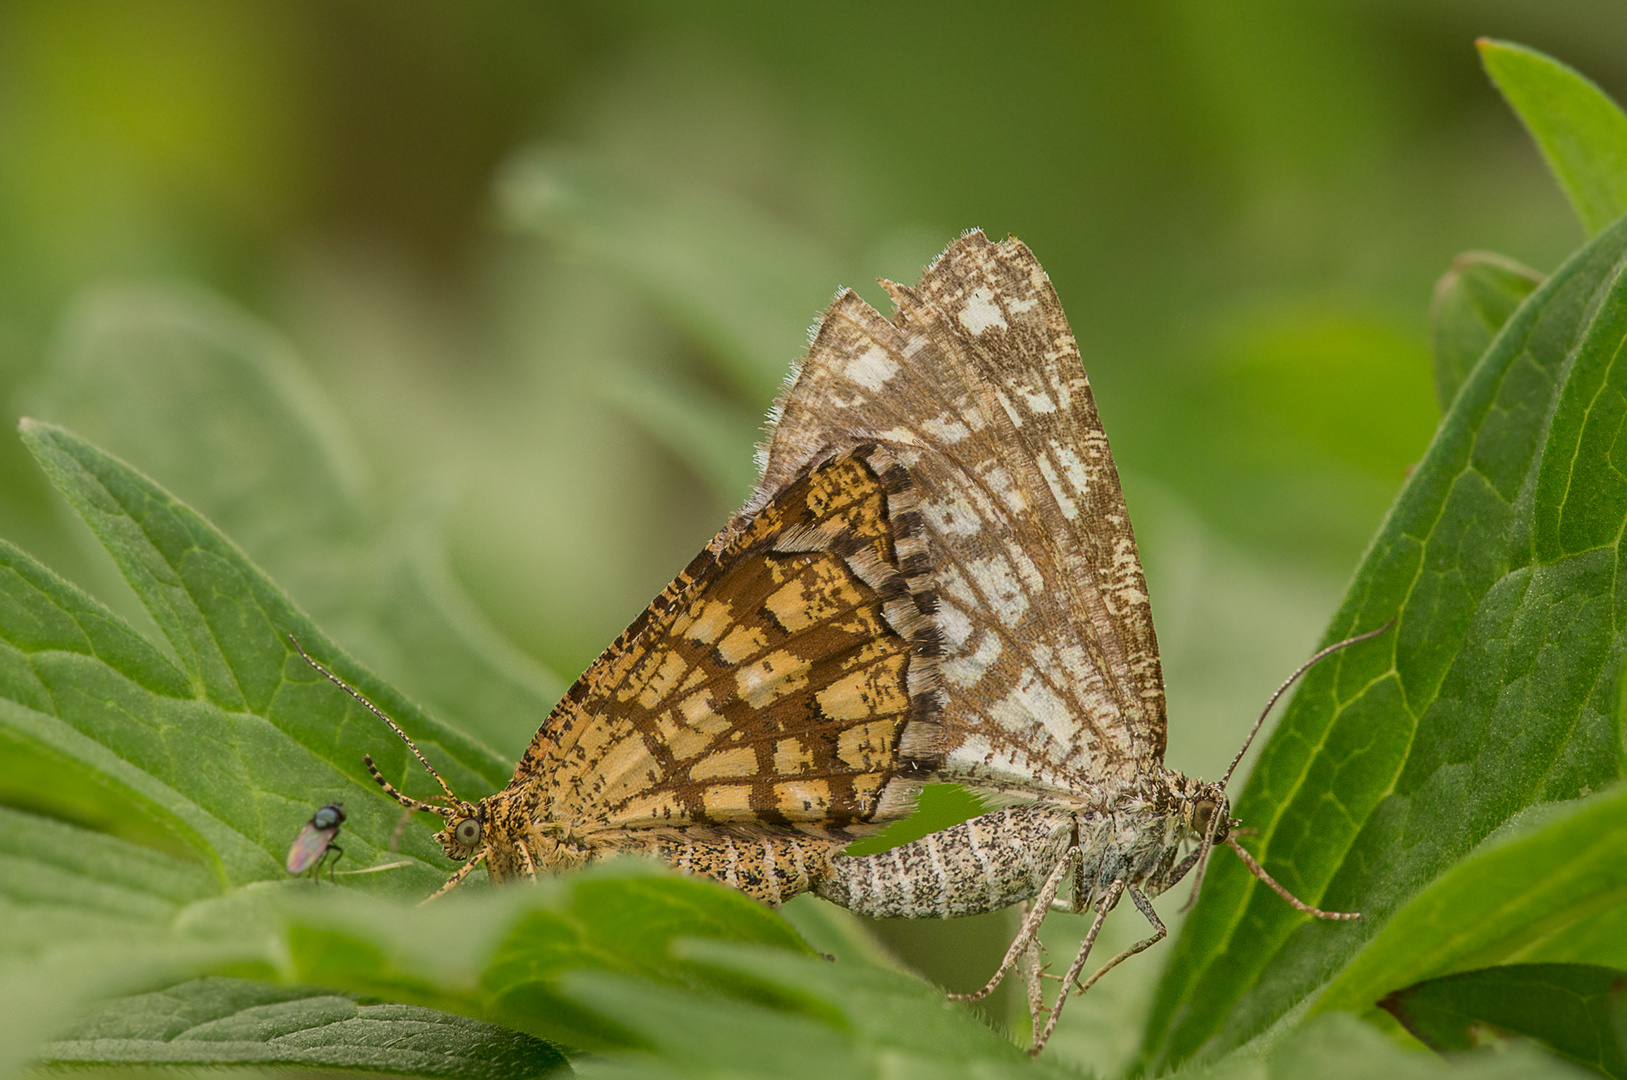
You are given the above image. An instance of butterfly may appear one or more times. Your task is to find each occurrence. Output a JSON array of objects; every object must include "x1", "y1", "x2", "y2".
[
  {"x1": 748, "y1": 229, "x2": 1385, "y2": 1052},
  {"x1": 286, "y1": 802, "x2": 346, "y2": 882},
  {"x1": 299, "y1": 443, "x2": 948, "y2": 903}
]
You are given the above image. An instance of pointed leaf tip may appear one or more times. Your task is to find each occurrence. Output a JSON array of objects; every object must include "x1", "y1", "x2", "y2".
[{"x1": 1480, "y1": 39, "x2": 1627, "y2": 236}]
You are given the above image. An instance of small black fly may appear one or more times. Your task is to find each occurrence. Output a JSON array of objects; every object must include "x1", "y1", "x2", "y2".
[{"x1": 286, "y1": 802, "x2": 346, "y2": 882}]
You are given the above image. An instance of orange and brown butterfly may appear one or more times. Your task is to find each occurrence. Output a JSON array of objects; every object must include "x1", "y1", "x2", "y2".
[{"x1": 299, "y1": 444, "x2": 946, "y2": 902}]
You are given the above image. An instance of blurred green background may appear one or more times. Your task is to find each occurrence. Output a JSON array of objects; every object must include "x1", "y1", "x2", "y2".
[{"x1": 0, "y1": 1, "x2": 1619, "y2": 1071}]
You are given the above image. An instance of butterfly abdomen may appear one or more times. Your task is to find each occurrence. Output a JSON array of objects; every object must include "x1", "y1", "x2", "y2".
[
  {"x1": 818, "y1": 803, "x2": 1076, "y2": 918},
  {"x1": 646, "y1": 833, "x2": 843, "y2": 906}
]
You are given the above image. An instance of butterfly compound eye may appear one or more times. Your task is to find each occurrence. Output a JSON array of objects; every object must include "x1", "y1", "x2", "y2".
[
  {"x1": 455, "y1": 818, "x2": 482, "y2": 847},
  {"x1": 1194, "y1": 799, "x2": 1217, "y2": 834}
]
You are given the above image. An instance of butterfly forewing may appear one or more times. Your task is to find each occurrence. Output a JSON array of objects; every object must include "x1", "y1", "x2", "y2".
[
  {"x1": 510, "y1": 446, "x2": 943, "y2": 839},
  {"x1": 754, "y1": 231, "x2": 1165, "y2": 799}
]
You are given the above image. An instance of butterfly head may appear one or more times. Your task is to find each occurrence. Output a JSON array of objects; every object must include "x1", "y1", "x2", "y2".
[
  {"x1": 1187, "y1": 782, "x2": 1232, "y2": 848},
  {"x1": 434, "y1": 805, "x2": 487, "y2": 862}
]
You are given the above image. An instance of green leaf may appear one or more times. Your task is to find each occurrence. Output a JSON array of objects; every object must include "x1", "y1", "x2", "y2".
[
  {"x1": 1379, "y1": 964, "x2": 1627, "y2": 1079},
  {"x1": 263, "y1": 863, "x2": 812, "y2": 1052},
  {"x1": 28, "y1": 284, "x2": 562, "y2": 758},
  {"x1": 841, "y1": 783, "x2": 986, "y2": 857},
  {"x1": 1430, "y1": 252, "x2": 1544, "y2": 411},
  {"x1": 1209, "y1": 1012, "x2": 1593, "y2": 1080},
  {"x1": 0, "y1": 806, "x2": 215, "y2": 954},
  {"x1": 1480, "y1": 39, "x2": 1627, "y2": 237},
  {"x1": 0, "y1": 814, "x2": 268, "y2": 1080},
  {"x1": 38, "y1": 976, "x2": 566, "y2": 1077},
  {"x1": 1140, "y1": 205, "x2": 1627, "y2": 1070},
  {"x1": 1, "y1": 420, "x2": 506, "y2": 887},
  {"x1": 552, "y1": 939, "x2": 1070, "y2": 1079},
  {"x1": 0, "y1": 938, "x2": 268, "y2": 1080},
  {"x1": 0, "y1": 801, "x2": 829, "y2": 1075},
  {"x1": 1312, "y1": 787, "x2": 1627, "y2": 1017}
]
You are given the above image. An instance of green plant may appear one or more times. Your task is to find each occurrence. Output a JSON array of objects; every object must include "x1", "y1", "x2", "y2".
[{"x1": 2, "y1": 37, "x2": 1626, "y2": 1080}]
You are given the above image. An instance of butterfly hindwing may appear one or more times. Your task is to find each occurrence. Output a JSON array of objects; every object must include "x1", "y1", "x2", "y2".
[
  {"x1": 753, "y1": 231, "x2": 1166, "y2": 799},
  {"x1": 512, "y1": 445, "x2": 943, "y2": 839}
]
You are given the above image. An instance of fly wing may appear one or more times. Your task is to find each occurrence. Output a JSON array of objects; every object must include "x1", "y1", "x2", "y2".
[
  {"x1": 515, "y1": 445, "x2": 944, "y2": 838},
  {"x1": 749, "y1": 230, "x2": 1166, "y2": 799},
  {"x1": 285, "y1": 822, "x2": 336, "y2": 874}
]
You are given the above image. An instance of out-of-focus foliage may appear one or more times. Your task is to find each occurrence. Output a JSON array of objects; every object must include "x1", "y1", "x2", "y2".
[
  {"x1": 1380, "y1": 964, "x2": 1627, "y2": 1079},
  {"x1": 1, "y1": 3, "x2": 1625, "y2": 1076}
]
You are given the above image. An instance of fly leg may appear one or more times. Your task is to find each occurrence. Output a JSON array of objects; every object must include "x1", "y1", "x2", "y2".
[{"x1": 322, "y1": 843, "x2": 344, "y2": 884}]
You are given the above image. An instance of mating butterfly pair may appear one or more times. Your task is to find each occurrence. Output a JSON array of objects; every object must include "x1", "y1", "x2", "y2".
[{"x1": 299, "y1": 231, "x2": 1379, "y2": 1052}]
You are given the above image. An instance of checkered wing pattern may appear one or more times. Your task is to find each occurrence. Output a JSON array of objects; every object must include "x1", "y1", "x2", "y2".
[
  {"x1": 748, "y1": 231, "x2": 1165, "y2": 799},
  {"x1": 513, "y1": 445, "x2": 943, "y2": 839}
]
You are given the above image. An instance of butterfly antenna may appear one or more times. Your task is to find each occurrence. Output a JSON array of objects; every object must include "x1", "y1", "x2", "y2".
[
  {"x1": 1177, "y1": 793, "x2": 1228, "y2": 914},
  {"x1": 1219, "y1": 619, "x2": 1395, "y2": 790},
  {"x1": 363, "y1": 754, "x2": 454, "y2": 817},
  {"x1": 1181, "y1": 621, "x2": 1393, "y2": 916},
  {"x1": 1226, "y1": 836, "x2": 1359, "y2": 920},
  {"x1": 288, "y1": 635, "x2": 464, "y2": 807}
]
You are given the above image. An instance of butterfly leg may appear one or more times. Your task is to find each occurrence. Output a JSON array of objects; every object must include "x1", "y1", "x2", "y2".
[
  {"x1": 1014, "y1": 903, "x2": 1053, "y2": 1047},
  {"x1": 1069, "y1": 883, "x2": 1165, "y2": 1002},
  {"x1": 948, "y1": 843, "x2": 1076, "y2": 1003},
  {"x1": 420, "y1": 850, "x2": 486, "y2": 905},
  {"x1": 516, "y1": 840, "x2": 538, "y2": 882},
  {"x1": 1030, "y1": 878, "x2": 1122, "y2": 1056}
]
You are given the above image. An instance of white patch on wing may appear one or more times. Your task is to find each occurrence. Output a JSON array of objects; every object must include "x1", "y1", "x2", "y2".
[
  {"x1": 1036, "y1": 455, "x2": 1078, "y2": 520},
  {"x1": 926, "y1": 494, "x2": 983, "y2": 537},
  {"x1": 944, "y1": 730, "x2": 1066, "y2": 796},
  {"x1": 1056, "y1": 446, "x2": 1090, "y2": 500},
  {"x1": 965, "y1": 554, "x2": 1029, "y2": 627},
  {"x1": 845, "y1": 345, "x2": 900, "y2": 391},
  {"x1": 958, "y1": 287, "x2": 1008, "y2": 335},
  {"x1": 992, "y1": 671, "x2": 1074, "y2": 749},
  {"x1": 938, "y1": 600, "x2": 974, "y2": 650},
  {"x1": 1021, "y1": 388, "x2": 1056, "y2": 414},
  {"x1": 976, "y1": 461, "x2": 1028, "y2": 515},
  {"x1": 1007, "y1": 545, "x2": 1045, "y2": 595},
  {"x1": 876, "y1": 426, "x2": 926, "y2": 447},
  {"x1": 922, "y1": 415, "x2": 971, "y2": 443},
  {"x1": 943, "y1": 630, "x2": 1002, "y2": 687},
  {"x1": 939, "y1": 564, "x2": 978, "y2": 607},
  {"x1": 1007, "y1": 296, "x2": 1039, "y2": 315}
]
